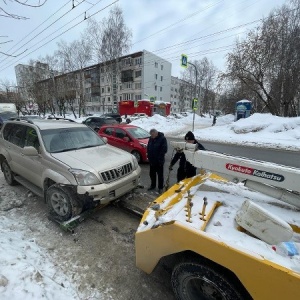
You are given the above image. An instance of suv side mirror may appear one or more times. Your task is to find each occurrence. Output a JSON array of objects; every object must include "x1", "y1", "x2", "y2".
[{"x1": 22, "y1": 146, "x2": 38, "y2": 156}]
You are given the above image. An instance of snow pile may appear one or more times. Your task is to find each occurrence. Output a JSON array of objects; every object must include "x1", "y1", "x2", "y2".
[
  {"x1": 131, "y1": 114, "x2": 186, "y2": 134},
  {"x1": 47, "y1": 112, "x2": 300, "y2": 150},
  {"x1": 0, "y1": 212, "x2": 79, "y2": 300}
]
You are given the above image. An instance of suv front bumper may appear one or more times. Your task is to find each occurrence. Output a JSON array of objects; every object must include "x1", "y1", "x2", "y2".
[{"x1": 77, "y1": 169, "x2": 141, "y2": 204}]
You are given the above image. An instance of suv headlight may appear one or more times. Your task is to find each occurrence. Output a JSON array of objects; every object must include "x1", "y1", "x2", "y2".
[
  {"x1": 69, "y1": 168, "x2": 101, "y2": 186},
  {"x1": 132, "y1": 155, "x2": 139, "y2": 170}
]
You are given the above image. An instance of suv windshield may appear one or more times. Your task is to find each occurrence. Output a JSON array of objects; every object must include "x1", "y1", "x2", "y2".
[
  {"x1": 126, "y1": 127, "x2": 150, "y2": 139},
  {"x1": 41, "y1": 127, "x2": 106, "y2": 153}
]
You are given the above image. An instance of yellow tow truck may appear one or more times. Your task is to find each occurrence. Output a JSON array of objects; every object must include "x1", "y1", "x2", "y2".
[{"x1": 136, "y1": 142, "x2": 300, "y2": 299}]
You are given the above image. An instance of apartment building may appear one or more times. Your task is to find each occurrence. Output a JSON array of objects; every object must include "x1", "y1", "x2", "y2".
[
  {"x1": 15, "y1": 51, "x2": 172, "y2": 115},
  {"x1": 34, "y1": 50, "x2": 171, "y2": 114},
  {"x1": 170, "y1": 76, "x2": 194, "y2": 113},
  {"x1": 83, "y1": 50, "x2": 172, "y2": 114}
]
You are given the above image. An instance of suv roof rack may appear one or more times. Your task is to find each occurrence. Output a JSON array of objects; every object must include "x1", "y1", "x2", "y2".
[
  {"x1": 8, "y1": 117, "x2": 34, "y2": 124},
  {"x1": 47, "y1": 116, "x2": 76, "y2": 122}
]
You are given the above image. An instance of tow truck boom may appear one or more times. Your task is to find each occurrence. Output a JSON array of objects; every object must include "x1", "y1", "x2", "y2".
[
  {"x1": 171, "y1": 141, "x2": 300, "y2": 208},
  {"x1": 136, "y1": 142, "x2": 300, "y2": 300}
]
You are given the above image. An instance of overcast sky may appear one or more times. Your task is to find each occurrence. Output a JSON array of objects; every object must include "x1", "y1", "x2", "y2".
[{"x1": 0, "y1": 0, "x2": 288, "y2": 84}]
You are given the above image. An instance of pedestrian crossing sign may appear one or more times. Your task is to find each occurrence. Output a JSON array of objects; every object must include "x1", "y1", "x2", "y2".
[
  {"x1": 192, "y1": 98, "x2": 198, "y2": 110},
  {"x1": 181, "y1": 54, "x2": 188, "y2": 68}
]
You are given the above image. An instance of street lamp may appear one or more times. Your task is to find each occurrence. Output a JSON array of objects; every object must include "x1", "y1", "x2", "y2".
[{"x1": 180, "y1": 54, "x2": 199, "y2": 131}]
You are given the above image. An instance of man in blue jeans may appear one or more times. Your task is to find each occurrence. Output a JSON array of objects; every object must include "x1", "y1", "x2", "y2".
[{"x1": 147, "y1": 128, "x2": 168, "y2": 194}]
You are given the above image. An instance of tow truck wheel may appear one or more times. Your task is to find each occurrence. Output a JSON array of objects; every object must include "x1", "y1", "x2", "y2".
[
  {"x1": 46, "y1": 184, "x2": 83, "y2": 221},
  {"x1": 131, "y1": 150, "x2": 142, "y2": 163},
  {"x1": 2, "y1": 160, "x2": 18, "y2": 186},
  {"x1": 171, "y1": 262, "x2": 246, "y2": 300}
]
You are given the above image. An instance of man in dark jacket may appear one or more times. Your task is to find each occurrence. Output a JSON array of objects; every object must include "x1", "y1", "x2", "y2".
[
  {"x1": 147, "y1": 128, "x2": 168, "y2": 193},
  {"x1": 170, "y1": 131, "x2": 205, "y2": 182}
]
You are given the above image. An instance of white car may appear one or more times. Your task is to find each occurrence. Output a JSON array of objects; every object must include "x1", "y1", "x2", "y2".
[{"x1": 0, "y1": 119, "x2": 141, "y2": 221}]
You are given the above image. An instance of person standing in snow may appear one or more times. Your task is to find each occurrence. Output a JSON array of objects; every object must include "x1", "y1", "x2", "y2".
[
  {"x1": 170, "y1": 131, "x2": 205, "y2": 182},
  {"x1": 212, "y1": 115, "x2": 217, "y2": 126},
  {"x1": 147, "y1": 128, "x2": 168, "y2": 194}
]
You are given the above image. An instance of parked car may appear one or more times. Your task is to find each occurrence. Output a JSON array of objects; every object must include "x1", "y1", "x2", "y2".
[
  {"x1": 0, "y1": 119, "x2": 141, "y2": 221},
  {"x1": 180, "y1": 112, "x2": 189, "y2": 117},
  {"x1": 100, "y1": 113, "x2": 122, "y2": 123},
  {"x1": 169, "y1": 113, "x2": 183, "y2": 119},
  {"x1": 129, "y1": 113, "x2": 149, "y2": 121},
  {"x1": 0, "y1": 103, "x2": 18, "y2": 127},
  {"x1": 82, "y1": 116, "x2": 118, "y2": 130},
  {"x1": 98, "y1": 124, "x2": 150, "y2": 163}
]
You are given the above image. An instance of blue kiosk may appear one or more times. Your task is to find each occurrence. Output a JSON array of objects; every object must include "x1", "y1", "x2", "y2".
[{"x1": 235, "y1": 99, "x2": 252, "y2": 120}]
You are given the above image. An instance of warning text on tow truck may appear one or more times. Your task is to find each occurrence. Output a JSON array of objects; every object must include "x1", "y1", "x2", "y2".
[{"x1": 225, "y1": 163, "x2": 285, "y2": 182}]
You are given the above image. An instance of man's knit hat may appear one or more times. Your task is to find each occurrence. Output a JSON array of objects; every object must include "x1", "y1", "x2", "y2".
[{"x1": 185, "y1": 131, "x2": 195, "y2": 141}]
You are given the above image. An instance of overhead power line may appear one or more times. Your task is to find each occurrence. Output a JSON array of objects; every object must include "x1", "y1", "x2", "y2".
[
  {"x1": 133, "y1": 0, "x2": 224, "y2": 45},
  {"x1": 0, "y1": 0, "x2": 86, "y2": 66},
  {"x1": 0, "y1": 0, "x2": 119, "y2": 73}
]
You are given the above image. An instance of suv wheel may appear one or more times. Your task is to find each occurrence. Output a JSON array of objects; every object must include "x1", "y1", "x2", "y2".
[
  {"x1": 2, "y1": 160, "x2": 18, "y2": 186},
  {"x1": 46, "y1": 184, "x2": 83, "y2": 221}
]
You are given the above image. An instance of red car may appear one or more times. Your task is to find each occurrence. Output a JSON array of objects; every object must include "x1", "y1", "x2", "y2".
[{"x1": 98, "y1": 124, "x2": 150, "y2": 163}]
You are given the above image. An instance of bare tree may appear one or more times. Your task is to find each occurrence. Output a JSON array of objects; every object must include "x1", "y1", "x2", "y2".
[
  {"x1": 181, "y1": 57, "x2": 217, "y2": 114},
  {"x1": 225, "y1": 0, "x2": 300, "y2": 116},
  {"x1": 56, "y1": 38, "x2": 92, "y2": 117},
  {"x1": 0, "y1": 79, "x2": 27, "y2": 114},
  {"x1": 0, "y1": 0, "x2": 47, "y2": 57},
  {"x1": 84, "y1": 6, "x2": 132, "y2": 111},
  {"x1": 0, "y1": 0, "x2": 47, "y2": 20}
]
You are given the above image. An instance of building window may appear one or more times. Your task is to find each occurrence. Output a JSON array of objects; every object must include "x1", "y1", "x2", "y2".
[
  {"x1": 124, "y1": 93, "x2": 132, "y2": 100},
  {"x1": 124, "y1": 82, "x2": 132, "y2": 89},
  {"x1": 135, "y1": 57, "x2": 142, "y2": 65},
  {"x1": 107, "y1": 87, "x2": 110, "y2": 93},
  {"x1": 108, "y1": 97, "x2": 111, "y2": 102},
  {"x1": 161, "y1": 76, "x2": 163, "y2": 81},
  {"x1": 161, "y1": 65, "x2": 163, "y2": 70},
  {"x1": 101, "y1": 77, "x2": 104, "y2": 82},
  {"x1": 155, "y1": 85, "x2": 157, "y2": 91},
  {"x1": 135, "y1": 94, "x2": 141, "y2": 100},
  {"x1": 155, "y1": 62, "x2": 158, "y2": 68},
  {"x1": 102, "y1": 97, "x2": 105, "y2": 103},
  {"x1": 135, "y1": 70, "x2": 141, "y2": 77},
  {"x1": 120, "y1": 96, "x2": 122, "y2": 101},
  {"x1": 135, "y1": 82, "x2": 141, "y2": 89},
  {"x1": 155, "y1": 74, "x2": 158, "y2": 80},
  {"x1": 160, "y1": 87, "x2": 162, "y2": 92},
  {"x1": 101, "y1": 88, "x2": 104, "y2": 93}
]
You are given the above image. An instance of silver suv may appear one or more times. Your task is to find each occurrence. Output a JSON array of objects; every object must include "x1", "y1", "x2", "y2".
[{"x1": 0, "y1": 119, "x2": 141, "y2": 221}]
